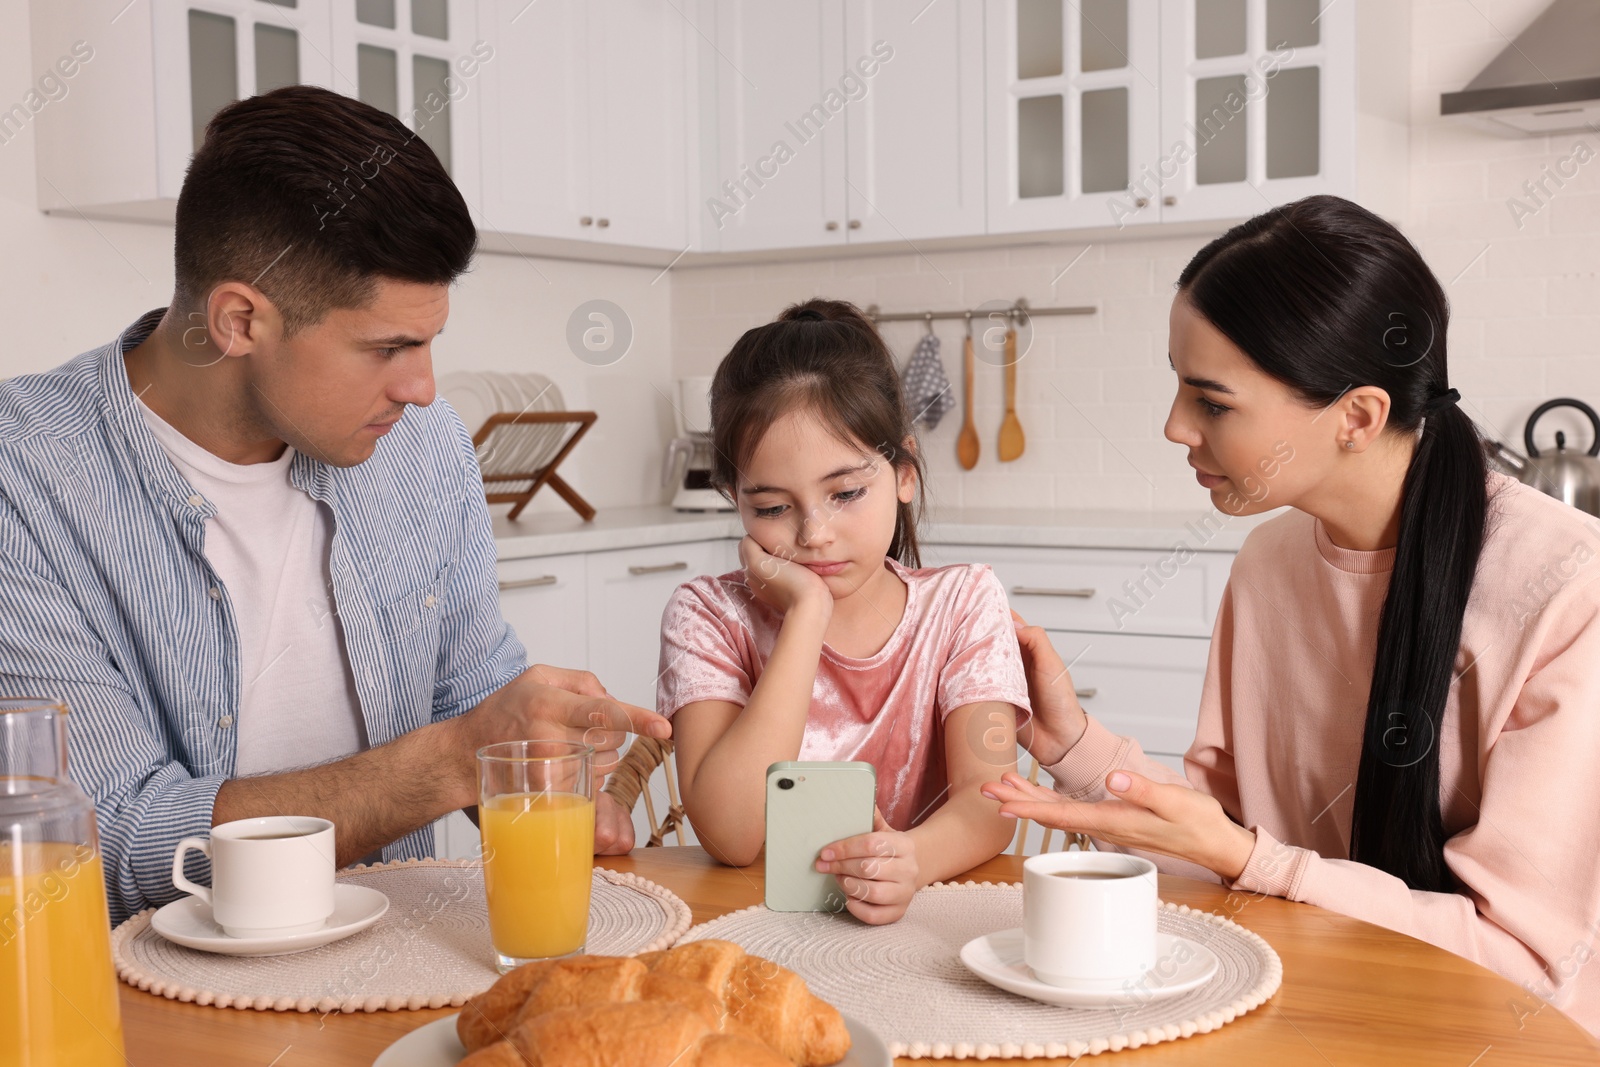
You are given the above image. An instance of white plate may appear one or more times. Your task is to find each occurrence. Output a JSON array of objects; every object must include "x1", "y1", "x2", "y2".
[
  {"x1": 434, "y1": 372, "x2": 499, "y2": 441},
  {"x1": 150, "y1": 884, "x2": 389, "y2": 957},
  {"x1": 499, "y1": 372, "x2": 562, "y2": 476},
  {"x1": 372, "y1": 1011, "x2": 891, "y2": 1067},
  {"x1": 960, "y1": 928, "x2": 1219, "y2": 1010}
]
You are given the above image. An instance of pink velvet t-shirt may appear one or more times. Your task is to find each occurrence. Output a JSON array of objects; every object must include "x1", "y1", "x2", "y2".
[{"x1": 656, "y1": 559, "x2": 1032, "y2": 831}]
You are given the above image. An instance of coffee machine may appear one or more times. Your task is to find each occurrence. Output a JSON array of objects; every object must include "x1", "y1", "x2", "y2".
[{"x1": 662, "y1": 377, "x2": 734, "y2": 512}]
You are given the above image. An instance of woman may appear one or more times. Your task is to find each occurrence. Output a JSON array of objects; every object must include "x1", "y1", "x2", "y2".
[{"x1": 984, "y1": 195, "x2": 1600, "y2": 1034}]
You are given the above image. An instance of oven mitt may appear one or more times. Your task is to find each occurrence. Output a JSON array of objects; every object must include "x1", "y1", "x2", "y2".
[{"x1": 903, "y1": 333, "x2": 957, "y2": 430}]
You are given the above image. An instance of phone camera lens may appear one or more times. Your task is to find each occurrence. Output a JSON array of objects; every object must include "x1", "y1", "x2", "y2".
[{"x1": 776, "y1": 778, "x2": 794, "y2": 790}]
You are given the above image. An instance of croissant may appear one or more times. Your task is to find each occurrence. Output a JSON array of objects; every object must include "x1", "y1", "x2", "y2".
[{"x1": 456, "y1": 940, "x2": 851, "y2": 1067}]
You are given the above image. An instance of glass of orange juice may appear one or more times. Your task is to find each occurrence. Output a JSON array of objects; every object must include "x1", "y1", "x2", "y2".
[{"x1": 477, "y1": 740, "x2": 596, "y2": 973}]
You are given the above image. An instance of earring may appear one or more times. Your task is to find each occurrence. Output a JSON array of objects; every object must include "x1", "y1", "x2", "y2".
[{"x1": 1343, "y1": 441, "x2": 1356, "y2": 450}]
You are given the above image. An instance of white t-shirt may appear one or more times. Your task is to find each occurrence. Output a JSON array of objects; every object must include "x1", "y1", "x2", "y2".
[{"x1": 139, "y1": 399, "x2": 367, "y2": 776}]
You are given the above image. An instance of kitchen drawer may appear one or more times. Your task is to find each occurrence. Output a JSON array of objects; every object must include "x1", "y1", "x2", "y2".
[
  {"x1": 921, "y1": 543, "x2": 1232, "y2": 638},
  {"x1": 586, "y1": 540, "x2": 731, "y2": 709},
  {"x1": 496, "y1": 552, "x2": 588, "y2": 674},
  {"x1": 1044, "y1": 631, "x2": 1208, "y2": 759}
]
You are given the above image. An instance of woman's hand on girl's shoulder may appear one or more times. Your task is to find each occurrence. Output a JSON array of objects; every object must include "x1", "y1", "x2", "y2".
[
  {"x1": 739, "y1": 535, "x2": 834, "y2": 618},
  {"x1": 816, "y1": 808, "x2": 920, "y2": 925},
  {"x1": 1011, "y1": 610, "x2": 1089, "y2": 767}
]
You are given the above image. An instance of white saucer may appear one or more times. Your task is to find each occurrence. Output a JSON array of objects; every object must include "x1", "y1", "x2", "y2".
[
  {"x1": 372, "y1": 1012, "x2": 891, "y2": 1067},
  {"x1": 960, "y1": 928, "x2": 1219, "y2": 1009},
  {"x1": 151, "y1": 884, "x2": 389, "y2": 957}
]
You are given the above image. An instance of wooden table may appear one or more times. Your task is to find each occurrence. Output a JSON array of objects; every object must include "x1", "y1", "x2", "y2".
[{"x1": 119, "y1": 847, "x2": 1599, "y2": 1066}]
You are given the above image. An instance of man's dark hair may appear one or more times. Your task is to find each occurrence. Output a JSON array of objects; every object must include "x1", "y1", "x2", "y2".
[{"x1": 173, "y1": 85, "x2": 476, "y2": 335}]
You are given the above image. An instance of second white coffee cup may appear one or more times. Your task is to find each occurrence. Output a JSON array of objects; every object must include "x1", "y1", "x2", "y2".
[
  {"x1": 172, "y1": 815, "x2": 335, "y2": 938},
  {"x1": 1023, "y1": 851, "x2": 1157, "y2": 988}
]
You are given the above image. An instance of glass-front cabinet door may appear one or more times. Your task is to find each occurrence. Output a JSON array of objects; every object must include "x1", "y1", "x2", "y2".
[
  {"x1": 1156, "y1": 0, "x2": 1354, "y2": 222},
  {"x1": 985, "y1": 0, "x2": 1161, "y2": 233},
  {"x1": 330, "y1": 0, "x2": 481, "y2": 198},
  {"x1": 152, "y1": 0, "x2": 335, "y2": 194}
]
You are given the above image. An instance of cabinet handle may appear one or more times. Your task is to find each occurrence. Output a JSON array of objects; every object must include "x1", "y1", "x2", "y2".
[
  {"x1": 597, "y1": 217, "x2": 610, "y2": 228},
  {"x1": 848, "y1": 219, "x2": 861, "y2": 229},
  {"x1": 1134, "y1": 197, "x2": 1149, "y2": 208},
  {"x1": 1074, "y1": 687, "x2": 1098, "y2": 700},
  {"x1": 499, "y1": 575, "x2": 558, "y2": 590},
  {"x1": 628, "y1": 561, "x2": 689, "y2": 576},
  {"x1": 825, "y1": 220, "x2": 839, "y2": 231},
  {"x1": 1012, "y1": 586, "x2": 1096, "y2": 598},
  {"x1": 579, "y1": 216, "x2": 593, "y2": 226},
  {"x1": 1163, "y1": 195, "x2": 1177, "y2": 206}
]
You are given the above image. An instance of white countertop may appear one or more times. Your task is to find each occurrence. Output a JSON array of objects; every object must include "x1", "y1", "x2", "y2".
[{"x1": 492, "y1": 504, "x2": 1279, "y2": 560}]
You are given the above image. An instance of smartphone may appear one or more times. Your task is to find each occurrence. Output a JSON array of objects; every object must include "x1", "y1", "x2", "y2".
[{"x1": 764, "y1": 760, "x2": 876, "y2": 913}]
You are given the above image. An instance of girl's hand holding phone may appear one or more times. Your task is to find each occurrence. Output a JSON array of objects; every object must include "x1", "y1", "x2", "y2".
[
  {"x1": 739, "y1": 535, "x2": 834, "y2": 617},
  {"x1": 815, "y1": 809, "x2": 920, "y2": 925}
]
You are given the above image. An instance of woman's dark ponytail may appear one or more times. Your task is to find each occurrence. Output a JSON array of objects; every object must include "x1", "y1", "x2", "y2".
[
  {"x1": 1178, "y1": 196, "x2": 1487, "y2": 893},
  {"x1": 1351, "y1": 395, "x2": 1484, "y2": 891}
]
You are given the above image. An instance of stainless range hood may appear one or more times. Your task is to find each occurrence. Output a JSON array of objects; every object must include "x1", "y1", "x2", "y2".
[{"x1": 1440, "y1": 0, "x2": 1600, "y2": 137}]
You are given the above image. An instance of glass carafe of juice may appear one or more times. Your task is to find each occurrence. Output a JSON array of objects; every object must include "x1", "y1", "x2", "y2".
[{"x1": 1, "y1": 698, "x2": 126, "y2": 1066}]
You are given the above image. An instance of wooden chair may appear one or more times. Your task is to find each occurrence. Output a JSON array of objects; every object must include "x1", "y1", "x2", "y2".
[
  {"x1": 602, "y1": 736, "x2": 687, "y2": 847},
  {"x1": 1009, "y1": 751, "x2": 1092, "y2": 856}
]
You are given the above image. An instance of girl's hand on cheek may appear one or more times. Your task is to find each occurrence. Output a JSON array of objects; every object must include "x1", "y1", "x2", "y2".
[
  {"x1": 816, "y1": 809, "x2": 919, "y2": 925},
  {"x1": 739, "y1": 535, "x2": 833, "y2": 617}
]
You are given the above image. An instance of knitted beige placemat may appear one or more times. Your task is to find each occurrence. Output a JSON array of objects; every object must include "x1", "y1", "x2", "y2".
[
  {"x1": 114, "y1": 859, "x2": 691, "y2": 1013},
  {"x1": 679, "y1": 880, "x2": 1282, "y2": 1059}
]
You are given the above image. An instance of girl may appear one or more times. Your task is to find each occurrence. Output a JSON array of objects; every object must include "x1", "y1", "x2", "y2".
[
  {"x1": 658, "y1": 299, "x2": 1030, "y2": 926},
  {"x1": 983, "y1": 195, "x2": 1600, "y2": 1034}
]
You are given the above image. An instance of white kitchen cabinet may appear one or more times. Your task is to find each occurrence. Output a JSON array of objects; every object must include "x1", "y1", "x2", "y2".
[
  {"x1": 29, "y1": 0, "x2": 480, "y2": 222},
  {"x1": 584, "y1": 540, "x2": 730, "y2": 710},
  {"x1": 701, "y1": 0, "x2": 848, "y2": 252},
  {"x1": 1154, "y1": 0, "x2": 1353, "y2": 225},
  {"x1": 987, "y1": 0, "x2": 1409, "y2": 234},
  {"x1": 919, "y1": 542, "x2": 1233, "y2": 640},
  {"x1": 495, "y1": 551, "x2": 589, "y2": 672},
  {"x1": 329, "y1": 0, "x2": 483, "y2": 206},
  {"x1": 1044, "y1": 631, "x2": 1210, "y2": 762},
  {"x1": 479, "y1": 0, "x2": 691, "y2": 250},
  {"x1": 985, "y1": 0, "x2": 1163, "y2": 233},
  {"x1": 701, "y1": 0, "x2": 984, "y2": 251},
  {"x1": 842, "y1": 0, "x2": 987, "y2": 243}
]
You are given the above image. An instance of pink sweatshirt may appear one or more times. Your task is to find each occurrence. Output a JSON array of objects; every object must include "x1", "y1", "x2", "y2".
[
  {"x1": 657, "y1": 559, "x2": 1032, "y2": 831},
  {"x1": 1047, "y1": 473, "x2": 1600, "y2": 1035}
]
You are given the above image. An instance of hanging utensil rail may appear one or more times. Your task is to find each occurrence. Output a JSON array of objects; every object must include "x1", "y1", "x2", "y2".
[{"x1": 864, "y1": 297, "x2": 1096, "y2": 327}]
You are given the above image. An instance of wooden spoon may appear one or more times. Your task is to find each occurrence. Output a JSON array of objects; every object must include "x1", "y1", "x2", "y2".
[
  {"x1": 998, "y1": 328, "x2": 1025, "y2": 462},
  {"x1": 957, "y1": 331, "x2": 980, "y2": 470}
]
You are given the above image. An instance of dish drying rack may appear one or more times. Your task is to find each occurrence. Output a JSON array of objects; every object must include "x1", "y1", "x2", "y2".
[{"x1": 473, "y1": 411, "x2": 598, "y2": 521}]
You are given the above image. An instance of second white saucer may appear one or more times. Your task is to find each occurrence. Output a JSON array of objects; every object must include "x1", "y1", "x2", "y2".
[
  {"x1": 151, "y1": 883, "x2": 389, "y2": 957},
  {"x1": 960, "y1": 928, "x2": 1219, "y2": 1009}
]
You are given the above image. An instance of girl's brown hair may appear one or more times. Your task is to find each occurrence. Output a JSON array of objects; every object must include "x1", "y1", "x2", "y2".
[{"x1": 709, "y1": 298, "x2": 926, "y2": 567}]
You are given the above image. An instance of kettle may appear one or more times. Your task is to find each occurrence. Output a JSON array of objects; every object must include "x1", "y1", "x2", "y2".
[{"x1": 1485, "y1": 398, "x2": 1600, "y2": 517}]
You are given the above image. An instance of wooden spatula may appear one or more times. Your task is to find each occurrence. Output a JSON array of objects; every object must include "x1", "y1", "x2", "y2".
[
  {"x1": 998, "y1": 328, "x2": 1025, "y2": 462},
  {"x1": 957, "y1": 331, "x2": 980, "y2": 470}
]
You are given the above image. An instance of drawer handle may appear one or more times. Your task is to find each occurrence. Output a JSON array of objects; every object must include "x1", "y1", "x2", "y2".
[
  {"x1": 1012, "y1": 586, "x2": 1096, "y2": 598},
  {"x1": 498, "y1": 575, "x2": 558, "y2": 590},
  {"x1": 628, "y1": 561, "x2": 690, "y2": 576},
  {"x1": 1074, "y1": 687, "x2": 1098, "y2": 699}
]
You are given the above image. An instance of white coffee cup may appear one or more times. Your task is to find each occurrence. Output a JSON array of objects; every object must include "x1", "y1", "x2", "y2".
[
  {"x1": 172, "y1": 816, "x2": 336, "y2": 938},
  {"x1": 1023, "y1": 851, "x2": 1158, "y2": 988}
]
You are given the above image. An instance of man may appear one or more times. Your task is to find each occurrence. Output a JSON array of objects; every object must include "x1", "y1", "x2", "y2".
[{"x1": 0, "y1": 86, "x2": 664, "y2": 923}]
